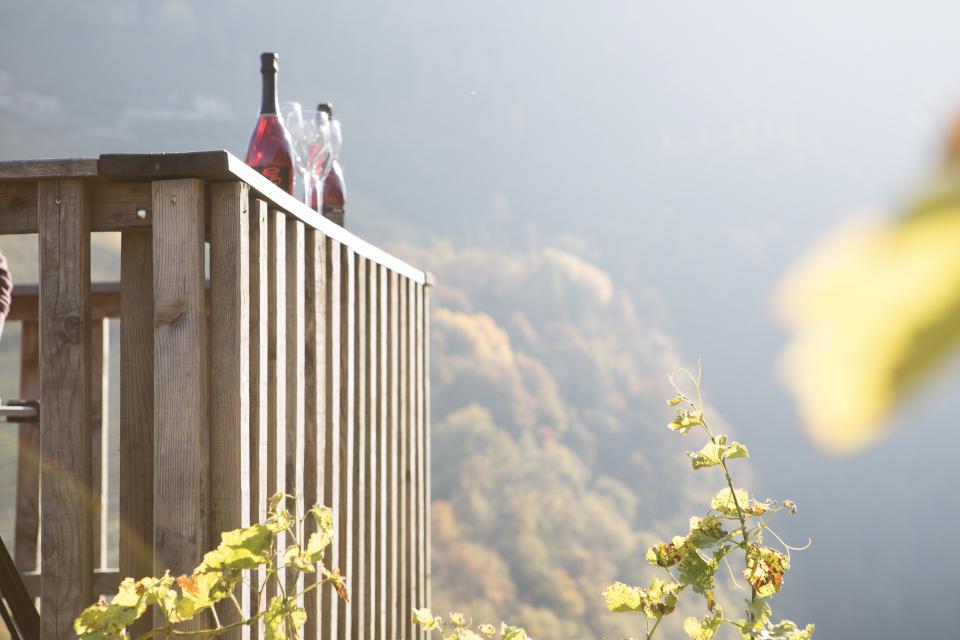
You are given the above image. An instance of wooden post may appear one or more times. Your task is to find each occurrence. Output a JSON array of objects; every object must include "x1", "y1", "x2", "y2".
[
  {"x1": 151, "y1": 178, "x2": 208, "y2": 588},
  {"x1": 249, "y1": 198, "x2": 269, "y2": 638},
  {"x1": 377, "y1": 265, "x2": 389, "y2": 640},
  {"x1": 385, "y1": 271, "x2": 399, "y2": 640},
  {"x1": 91, "y1": 318, "x2": 110, "y2": 572},
  {"x1": 14, "y1": 320, "x2": 40, "y2": 572},
  {"x1": 208, "y1": 181, "x2": 251, "y2": 638},
  {"x1": 365, "y1": 260, "x2": 380, "y2": 640},
  {"x1": 303, "y1": 228, "x2": 326, "y2": 640},
  {"x1": 285, "y1": 217, "x2": 305, "y2": 595},
  {"x1": 267, "y1": 208, "x2": 287, "y2": 593},
  {"x1": 351, "y1": 256, "x2": 367, "y2": 640},
  {"x1": 414, "y1": 282, "x2": 425, "y2": 640},
  {"x1": 38, "y1": 177, "x2": 93, "y2": 639},
  {"x1": 423, "y1": 283, "x2": 431, "y2": 613},
  {"x1": 398, "y1": 276, "x2": 410, "y2": 640},
  {"x1": 321, "y1": 239, "x2": 342, "y2": 640},
  {"x1": 337, "y1": 246, "x2": 355, "y2": 640},
  {"x1": 120, "y1": 228, "x2": 154, "y2": 638}
]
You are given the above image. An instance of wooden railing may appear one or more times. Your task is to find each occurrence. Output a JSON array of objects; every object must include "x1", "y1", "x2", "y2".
[{"x1": 0, "y1": 151, "x2": 431, "y2": 640}]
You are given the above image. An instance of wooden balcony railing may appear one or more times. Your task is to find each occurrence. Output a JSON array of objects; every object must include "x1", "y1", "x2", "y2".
[{"x1": 0, "y1": 151, "x2": 432, "y2": 640}]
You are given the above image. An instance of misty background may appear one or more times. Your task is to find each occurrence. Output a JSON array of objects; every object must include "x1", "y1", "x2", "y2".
[{"x1": 3, "y1": 1, "x2": 960, "y2": 637}]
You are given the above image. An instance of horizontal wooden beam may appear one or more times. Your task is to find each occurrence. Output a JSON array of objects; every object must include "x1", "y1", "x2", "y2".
[
  {"x1": 99, "y1": 151, "x2": 429, "y2": 284},
  {"x1": 0, "y1": 158, "x2": 98, "y2": 180},
  {"x1": 8, "y1": 282, "x2": 121, "y2": 322},
  {"x1": 0, "y1": 181, "x2": 152, "y2": 234},
  {"x1": 21, "y1": 570, "x2": 120, "y2": 598}
]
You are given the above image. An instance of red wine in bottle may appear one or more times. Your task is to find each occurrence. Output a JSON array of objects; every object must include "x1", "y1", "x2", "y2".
[
  {"x1": 317, "y1": 102, "x2": 346, "y2": 225},
  {"x1": 245, "y1": 52, "x2": 294, "y2": 194}
]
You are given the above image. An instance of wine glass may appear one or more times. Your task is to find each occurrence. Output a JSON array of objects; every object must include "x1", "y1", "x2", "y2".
[{"x1": 280, "y1": 102, "x2": 332, "y2": 205}]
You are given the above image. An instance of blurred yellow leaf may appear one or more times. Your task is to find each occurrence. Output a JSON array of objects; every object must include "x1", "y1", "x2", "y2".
[{"x1": 776, "y1": 203, "x2": 960, "y2": 454}]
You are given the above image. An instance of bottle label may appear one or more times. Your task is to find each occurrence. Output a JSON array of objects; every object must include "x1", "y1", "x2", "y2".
[
  {"x1": 256, "y1": 165, "x2": 293, "y2": 195},
  {"x1": 322, "y1": 204, "x2": 345, "y2": 226}
]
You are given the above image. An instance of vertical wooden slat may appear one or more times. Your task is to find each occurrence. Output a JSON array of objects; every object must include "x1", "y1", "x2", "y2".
[
  {"x1": 406, "y1": 279, "x2": 418, "y2": 640},
  {"x1": 267, "y1": 208, "x2": 287, "y2": 593},
  {"x1": 398, "y1": 276, "x2": 410, "y2": 640},
  {"x1": 151, "y1": 177, "x2": 207, "y2": 583},
  {"x1": 337, "y1": 246, "x2": 355, "y2": 640},
  {"x1": 351, "y1": 256, "x2": 367, "y2": 640},
  {"x1": 384, "y1": 270, "x2": 399, "y2": 640},
  {"x1": 303, "y1": 229, "x2": 326, "y2": 640},
  {"x1": 14, "y1": 320, "x2": 40, "y2": 571},
  {"x1": 209, "y1": 181, "x2": 251, "y2": 638},
  {"x1": 423, "y1": 283, "x2": 431, "y2": 612},
  {"x1": 377, "y1": 266, "x2": 389, "y2": 640},
  {"x1": 249, "y1": 199, "x2": 269, "y2": 639},
  {"x1": 321, "y1": 239, "x2": 341, "y2": 640},
  {"x1": 414, "y1": 283, "x2": 425, "y2": 639},
  {"x1": 91, "y1": 318, "x2": 109, "y2": 572},
  {"x1": 366, "y1": 263, "x2": 380, "y2": 640},
  {"x1": 285, "y1": 217, "x2": 306, "y2": 596},
  {"x1": 120, "y1": 229, "x2": 153, "y2": 637},
  {"x1": 38, "y1": 177, "x2": 92, "y2": 639}
]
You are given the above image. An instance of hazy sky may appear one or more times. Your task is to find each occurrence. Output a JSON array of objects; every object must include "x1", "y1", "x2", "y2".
[{"x1": 4, "y1": 1, "x2": 960, "y2": 636}]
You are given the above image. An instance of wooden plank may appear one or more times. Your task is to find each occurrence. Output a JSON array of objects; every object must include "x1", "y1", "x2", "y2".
[
  {"x1": 366, "y1": 261, "x2": 381, "y2": 640},
  {"x1": 285, "y1": 217, "x2": 306, "y2": 596},
  {"x1": 14, "y1": 320, "x2": 40, "y2": 571},
  {"x1": 0, "y1": 181, "x2": 152, "y2": 235},
  {"x1": 208, "y1": 181, "x2": 251, "y2": 639},
  {"x1": 423, "y1": 283, "x2": 431, "y2": 612},
  {"x1": 385, "y1": 270, "x2": 399, "y2": 640},
  {"x1": 267, "y1": 208, "x2": 287, "y2": 593},
  {"x1": 91, "y1": 318, "x2": 110, "y2": 570},
  {"x1": 38, "y1": 177, "x2": 93, "y2": 639},
  {"x1": 377, "y1": 266, "x2": 390, "y2": 640},
  {"x1": 397, "y1": 275, "x2": 410, "y2": 640},
  {"x1": 0, "y1": 158, "x2": 98, "y2": 179},
  {"x1": 337, "y1": 246, "x2": 355, "y2": 640},
  {"x1": 407, "y1": 279, "x2": 419, "y2": 640},
  {"x1": 9, "y1": 282, "x2": 122, "y2": 322},
  {"x1": 321, "y1": 238, "x2": 341, "y2": 640},
  {"x1": 151, "y1": 178, "x2": 207, "y2": 587},
  {"x1": 22, "y1": 570, "x2": 122, "y2": 600},
  {"x1": 249, "y1": 198, "x2": 269, "y2": 639},
  {"x1": 351, "y1": 256, "x2": 367, "y2": 640},
  {"x1": 99, "y1": 151, "x2": 429, "y2": 285},
  {"x1": 414, "y1": 283, "x2": 425, "y2": 640},
  {"x1": 119, "y1": 229, "x2": 154, "y2": 638},
  {"x1": 303, "y1": 228, "x2": 326, "y2": 640}
]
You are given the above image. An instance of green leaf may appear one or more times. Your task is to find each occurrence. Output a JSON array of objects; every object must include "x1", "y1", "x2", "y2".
[
  {"x1": 687, "y1": 516, "x2": 727, "y2": 549},
  {"x1": 304, "y1": 530, "x2": 333, "y2": 563},
  {"x1": 723, "y1": 441, "x2": 749, "y2": 460},
  {"x1": 684, "y1": 609, "x2": 723, "y2": 640},
  {"x1": 689, "y1": 438, "x2": 724, "y2": 469},
  {"x1": 602, "y1": 582, "x2": 645, "y2": 613},
  {"x1": 678, "y1": 544, "x2": 717, "y2": 596},
  {"x1": 645, "y1": 538, "x2": 683, "y2": 567},
  {"x1": 283, "y1": 544, "x2": 316, "y2": 573},
  {"x1": 601, "y1": 578, "x2": 679, "y2": 619},
  {"x1": 710, "y1": 487, "x2": 750, "y2": 518},
  {"x1": 201, "y1": 523, "x2": 272, "y2": 571},
  {"x1": 668, "y1": 410, "x2": 703, "y2": 435},
  {"x1": 743, "y1": 546, "x2": 790, "y2": 599},
  {"x1": 766, "y1": 620, "x2": 815, "y2": 639},
  {"x1": 500, "y1": 622, "x2": 531, "y2": 639},
  {"x1": 412, "y1": 607, "x2": 443, "y2": 630}
]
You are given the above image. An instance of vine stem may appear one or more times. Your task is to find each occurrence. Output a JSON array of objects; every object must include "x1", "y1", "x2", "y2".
[{"x1": 647, "y1": 615, "x2": 663, "y2": 640}]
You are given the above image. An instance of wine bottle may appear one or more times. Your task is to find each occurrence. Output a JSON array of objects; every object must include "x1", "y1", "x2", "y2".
[
  {"x1": 316, "y1": 102, "x2": 346, "y2": 225},
  {"x1": 245, "y1": 52, "x2": 295, "y2": 194}
]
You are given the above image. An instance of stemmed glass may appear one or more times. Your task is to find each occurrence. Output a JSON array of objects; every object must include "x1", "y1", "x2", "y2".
[{"x1": 280, "y1": 101, "x2": 333, "y2": 206}]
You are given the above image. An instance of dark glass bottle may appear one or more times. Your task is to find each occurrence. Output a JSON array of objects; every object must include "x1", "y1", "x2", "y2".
[
  {"x1": 245, "y1": 52, "x2": 295, "y2": 194},
  {"x1": 316, "y1": 102, "x2": 346, "y2": 225}
]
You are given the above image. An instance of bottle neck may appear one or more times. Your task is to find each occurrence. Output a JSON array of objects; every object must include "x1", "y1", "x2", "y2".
[{"x1": 260, "y1": 71, "x2": 279, "y2": 115}]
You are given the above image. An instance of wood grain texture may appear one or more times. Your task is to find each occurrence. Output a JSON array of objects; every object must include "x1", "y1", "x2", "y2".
[
  {"x1": 0, "y1": 181, "x2": 152, "y2": 235},
  {"x1": 91, "y1": 318, "x2": 110, "y2": 571},
  {"x1": 14, "y1": 321, "x2": 41, "y2": 572},
  {"x1": 0, "y1": 158, "x2": 97, "y2": 180},
  {"x1": 249, "y1": 199, "x2": 269, "y2": 639},
  {"x1": 151, "y1": 178, "x2": 208, "y2": 584},
  {"x1": 321, "y1": 239, "x2": 342, "y2": 640},
  {"x1": 285, "y1": 217, "x2": 306, "y2": 596},
  {"x1": 119, "y1": 229, "x2": 154, "y2": 638},
  {"x1": 8, "y1": 282, "x2": 121, "y2": 322},
  {"x1": 366, "y1": 262, "x2": 381, "y2": 640},
  {"x1": 414, "y1": 283, "x2": 425, "y2": 640},
  {"x1": 351, "y1": 256, "x2": 367, "y2": 640},
  {"x1": 398, "y1": 276, "x2": 410, "y2": 640},
  {"x1": 337, "y1": 245, "x2": 355, "y2": 640},
  {"x1": 38, "y1": 177, "x2": 93, "y2": 639},
  {"x1": 377, "y1": 266, "x2": 390, "y2": 640},
  {"x1": 267, "y1": 208, "x2": 287, "y2": 594},
  {"x1": 303, "y1": 228, "x2": 326, "y2": 640},
  {"x1": 383, "y1": 271, "x2": 399, "y2": 640},
  {"x1": 208, "y1": 181, "x2": 251, "y2": 639},
  {"x1": 423, "y1": 284, "x2": 432, "y2": 611}
]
